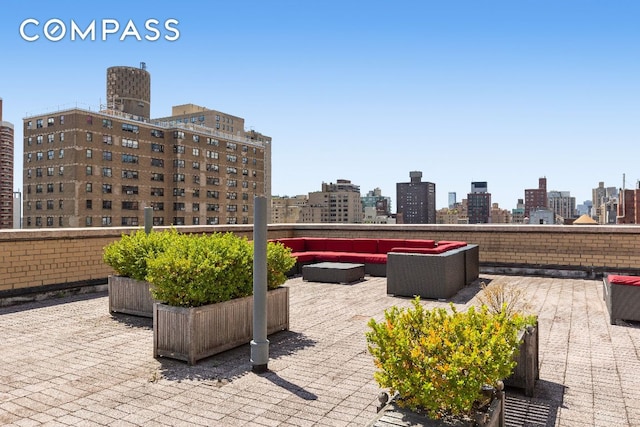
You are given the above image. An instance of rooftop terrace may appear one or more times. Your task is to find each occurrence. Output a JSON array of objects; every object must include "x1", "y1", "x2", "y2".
[{"x1": 2, "y1": 273, "x2": 639, "y2": 426}]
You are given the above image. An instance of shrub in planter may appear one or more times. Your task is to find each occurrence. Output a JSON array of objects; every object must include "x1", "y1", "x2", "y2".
[
  {"x1": 146, "y1": 233, "x2": 296, "y2": 307},
  {"x1": 103, "y1": 229, "x2": 177, "y2": 280},
  {"x1": 366, "y1": 299, "x2": 534, "y2": 422},
  {"x1": 103, "y1": 229, "x2": 178, "y2": 316}
]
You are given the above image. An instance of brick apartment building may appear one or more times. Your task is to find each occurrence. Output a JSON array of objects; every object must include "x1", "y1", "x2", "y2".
[
  {"x1": 396, "y1": 171, "x2": 436, "y2": 224},
  {"x1": 22, "y1": 65, "x2": 271, "y2": 228},
  {"x1": 0, "y1": 98, "x2": 14, "y2": 229}
]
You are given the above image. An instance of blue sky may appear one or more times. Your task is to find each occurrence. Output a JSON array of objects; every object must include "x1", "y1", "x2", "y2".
[{"x1": 1, "y1": 1, "x2": 638, "y2": 210}]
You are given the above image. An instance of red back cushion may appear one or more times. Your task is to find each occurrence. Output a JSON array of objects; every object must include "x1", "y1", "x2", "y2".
[
  {"x1": 324, "y1": 239, "x2": 354, "y2": 252},
  {"x1": 304, "y1": 238, "x2": 327, "y2": 251},
  {"x1": 377, "y1": 239, "x2": 407, "y2": 254},
  {"x1": 352, "y1": 239, "x2": 378, "y2": 253},
  {"x1": 275, "y1": 238, "x2": 306, "y2": 252}
]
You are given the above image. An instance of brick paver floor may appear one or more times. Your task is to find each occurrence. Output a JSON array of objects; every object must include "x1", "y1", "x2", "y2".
[{"x1": 1, "y1": 275, "x2": 640, "y2": 426}]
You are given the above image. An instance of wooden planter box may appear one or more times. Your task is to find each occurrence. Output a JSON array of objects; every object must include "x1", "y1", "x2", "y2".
[
  {"x1": 504, "y1": 322, "x2": 539, "y2": 397},
  {"x1": 372, "y1": 388, "x2": 505, "y2": 427},
  {"x1": 108, "y1": 276, "x2": 155, "y2": 318},
  {"x1": 153, "y1": 287, "x2": 289, "y2": 365}
]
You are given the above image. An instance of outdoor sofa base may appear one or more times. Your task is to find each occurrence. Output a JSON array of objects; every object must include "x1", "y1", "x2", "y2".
[
  {"x1": 386, "y1": 248, "x2": 467, "y2": 299},
  {"x1": 603, "y1": 274, "x2": 640, "y2": 325}
]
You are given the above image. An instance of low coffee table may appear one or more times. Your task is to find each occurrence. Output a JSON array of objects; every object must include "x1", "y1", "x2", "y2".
[{"x1": 302, "y1": 262, "x2": 365, "y2": 284}]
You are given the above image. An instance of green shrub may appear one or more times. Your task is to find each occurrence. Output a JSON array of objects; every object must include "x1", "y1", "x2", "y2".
[
  {"x1": 102, "y1": 229, "x2": 176, "y2": 280},
  {"x1": 147, "y1": 232, "x2": 254, "y2": 307},
  {"x1": 266, "y1": 241, "x2": 296, "y2": 290},
  {"x1": 366, "y1": 299, "x2": 533, "y2": 419}
]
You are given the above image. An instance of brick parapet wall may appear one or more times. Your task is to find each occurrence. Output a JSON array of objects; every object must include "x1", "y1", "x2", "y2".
[{"x1": 1, "y1": 224, "x2": 639, "y2": 294}]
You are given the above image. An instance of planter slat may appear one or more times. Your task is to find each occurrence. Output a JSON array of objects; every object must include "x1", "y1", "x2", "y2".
[
  {"x1": 154, "y1": 287, "x2": 289, "y2": 365},
  {"x1": 108, "y1": 276, "x2": 155, "y2": 318},
  {"x1": 504, "y1": 323, "x2": 539, "y2": 397}
]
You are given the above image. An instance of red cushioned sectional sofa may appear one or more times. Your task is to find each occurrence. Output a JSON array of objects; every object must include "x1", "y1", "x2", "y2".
[{"x1": 272, "y1": 237, "x2": 480, "y2": 299}]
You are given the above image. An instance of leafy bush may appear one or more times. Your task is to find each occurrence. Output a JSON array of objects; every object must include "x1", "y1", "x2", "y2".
[
  {"x1": 147, "y1": 233, "x2": 253, "y2": 307},
  {"x1": 366, "y1": 299, "x2": 533, "y2": 419},
  {"x1": 103, "y1": 229, "x2": 176, "y2": 280},
  {"x1": 145, "y1": 233, "x2": 295, "y2": 307},
  {"x1": 266, "y1": 241, "x2": 296, "y2": 290}
]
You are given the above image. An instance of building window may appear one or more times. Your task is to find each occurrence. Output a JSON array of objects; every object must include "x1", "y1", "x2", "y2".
[
  {"x1": 59, "y1": 183, "x2": 64, "y2": 192},
  {"x1": 151, "y1": 143, "x2": 164, "y2": 152},
  {"x1": 151, "y1": 202, "x2": 164, "y2": 211},
  {"x1": 59, "y1": 166, "x2": 64, "y2": 176},
  {"x1": 151, "y1": 156, "x2": 164, "y2": 166},
  {"x1": 47, "y1": 134, "x2": 54, "y2": 143},
  {"x1": 207, "y1": 177, "x2": 220, "y2": 185},
  {"x1": 207, "y1": 217, "x2": 219, "y2": 225},
  {"x1": 122, "y1": 154, "x2": 139, "y2": 164},
  {"x1": 206, "y1": 151, "x2": 219, "y2": 159},
  {"x1": 207, "y1": 190, "x2": 219, "y2": 199},
  {"x1": 122, "y1": 186, "x2": 138, "y2": 195},
  {"x1": 192, "y1": 217, "x2": 200, "y2": 225},
  {"x1": 173, "y1": 174, "x2": 185, "y2": 182},
  {"x1": 103, "y1": 151, "x2": 111, "y2": 161},
  {"x1": 59, "y1": 149, "x2": 64, "y2": 158},
  {"x1": 102, "y1": 201, "x2": 112, "y2": 209},
  {"x1": 122, "y1": 201, "x2": 139, "y2": 210},
  {"x1": 192, "y1": 161, "x2": 200, "y2": 170},
  {"x1": 192, "y1": 175, "x2": 200, "y2": 184},
  {"x1": 193, "y1": 135, "x2": 200, "y2": 143},
  {"x1": 47, "y1": 217, "x2": 54, "y2": 227},
  {"x1": 173, "y1": 131, "x2": 184, "y2": 140},
  {"x1": 47, "y1": 167, "x2": 54, "y2": 176},
  {"x1": 102, "y1": 167, "x2": 112, "y2": 177},
  {"x1": 86, "y1": 183, "x2": 92, "y2": 192},
  {"x1": 192, "y1": 203, "x2": 200, "y2": 212},
  {"x1": 86, "y1": 217, "x2": 92, "y2": 226},
  {"x1": 192, "y1": 148, "x2": 200, "y2": 156},
  {"x1": 173, "y1": 188, "x2": 185, "y2": 197},
  {"x1": 150, "y1": 187, "x2": 164, "y2": 196},
  {"x1": 27, "y1": 121, "x2": 32, "y2": 129},
  {"x1": 122, "y1": 138, "x2": 139, "y2": 149},
  {"x1": 173, "y1": 217, "x2": 185, "y2": 225},
  {"x1": 206, "y1": 203, "x2": 219, "y2": 212},
  {"x1": 86, "y1": 132, "x2": 93, "y2": 142},
  {"x1": 36, "y1": 201, "x2": 42, "y2": 210},
  {"x1": 86, "y1": 166, "x2": 92, "y2": 176},
  {"x1": 60, "y1": 132, "x2": 64, "y2": 142},
  {"x1": 173, "y1": 145, "x2": 185, "y2": 154},
  {"x1": 122, "y1": 217, "x2": 139, "y2": 226},
  {"x1": 59, "y1": 200, "x2": 63, "y2": 209},
  {"x1": 36, "y1": 119, "x2": 43, "y2": 128},
  {"x1": 47, "y1": 150, "x2": 54, "y2": 160},
  {"x1": 151, "y1": 173, "x2": 164, "y2": 182},
  {"x1": 227, "y1": 179, "x2": 237, "y2": 187},
  {"x1": 151, "y1": 129, "x2": 164, "y2": 138},
  {"x1": 47, "y1": 183, "x2": 54, "y2": 193},
  {"x1": 60, "y1": 115, "x2": 64, "y2": 124},
  {"x1": 86, "y1": 115, "x2": 93, "y2": 125},
  {"x1": 207, "y1": 138, "x2": 219, "y2": 146},
  {"x1": 87, "y1": 149, "x2": 93, "y2": 159},
  {"x1": 37, "y1": 136, "x2": 43, "y2": 145},
  {"x1": 153, "y1": 217, "x2": 164, "y2": 226},
  {"x1": 173, "y1": 159, "x2": 185, "y2": 168},
  {"x1": 102, "y1": 119, "x2": 112, "y2": 128},
  {"x1": 36, "y1": 184, "x2": 43, "y2": 193},
  {"x1": 102, "y1": 184, "x2": 112, "y2": 194},
  {"x1": 36, "y1": 168, "x2": 43, "y2": 177},
  {"x1": 122, "y1": 123, "x2": 139, "y2": 133},
  {"x1": 101, "y1": 216, "x2": 112, "y2": 226},
  {"x1": 103, "y1": 135, "x2": 112, "y2": 145},
  {"x1": 121, "y1": 170, "x2": 138, "y2": 179},
  {"x1": 173, "y1": 203, "x2": 185, "y2": 211},
  {"x1": 86, "y1": 200, "x2": 92, "y2": 209}
]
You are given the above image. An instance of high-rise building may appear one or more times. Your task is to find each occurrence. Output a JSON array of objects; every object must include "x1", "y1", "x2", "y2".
[
  {"x1": 467, "y1": 181, "x2": 491, "y2": 224},
  {"x1": 524, "y1": 177, "x2": 547, "y2": 218},
  {"x1": 511, "y1": 198, "x2": 526, "y2": 224},
  {"x1": 271, "y1": 195, "x2": 307, "y2": 223},
  {"x1": 23, "y1": 66, "x2": 271, "y2": 228},
  {"x1": 592, "y1": 182, "x2": 618, "y2": 224},
  {"x1": 396, "y1": 171, "x2": 436, "y2": 224},
  {"x1": 300, "y1": 179, "x2": 363, "y2": 223},
  {"x1": 0, "y1": 98, "x2": 14, "y2": 229},
  {"x1": 448, "y1": 192, "x2": 456, "y2": 209},
  {"x1": 548, "y1": 190, "x2": 576, "y2": 220},
  {"x1": 361, "y1": 188, "x2": 391, "y2": 216},
  {"x1": 617, "y1": 181, "x2": 640, "y2": 224}
]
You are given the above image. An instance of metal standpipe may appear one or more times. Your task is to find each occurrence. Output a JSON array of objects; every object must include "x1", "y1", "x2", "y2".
[
  {"x1": 251, "y1": 196, "x2": 269, "y2": 373},
  {"x1": 144, "y1": 206, "x2": 153, "y2": 234}
]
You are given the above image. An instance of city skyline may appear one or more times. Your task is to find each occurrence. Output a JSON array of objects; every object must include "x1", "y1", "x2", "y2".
[{"x1": 1, "y1": 1, "x2": 639, "y2": 211}]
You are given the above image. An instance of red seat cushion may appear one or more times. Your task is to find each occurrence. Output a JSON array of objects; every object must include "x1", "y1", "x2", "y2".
[
  {"x1": 608, "y1": 275, "x2": 640, "y2": 286},
  {"x1": 401, "y1": 239, "x2": 436, "y2": 249},
  {"x1": 291, "y1": 252, "x2": 316, "y2": 263},
  {"x1": 389, "y1": 247, "x2": 447, "y2": 254},
  {"x1": 437, "y1": 241, "x2": 467, "y2": 249}
]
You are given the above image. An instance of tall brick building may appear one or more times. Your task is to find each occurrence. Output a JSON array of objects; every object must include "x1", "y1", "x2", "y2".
[
  {"x1": 524, "y1": 177, "x2": 547, "y2": 218},
  {"x1": 23, "y1": 66, "x2": 271, "y2": 228},
  {"x1": 0, "y1": 98, "x2": 14, "y2": 229},
  {"x1": 396, "y1": 171, "x2": 436, "y2": 224}
]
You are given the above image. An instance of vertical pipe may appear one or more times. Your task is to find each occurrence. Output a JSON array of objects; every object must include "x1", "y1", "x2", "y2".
[
  {"x1": 251, "y1": 196, "x2": 269, "y2": 373},
  {"x1": 144, "y1": 206, "x2": 153, "y2": 234}
]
